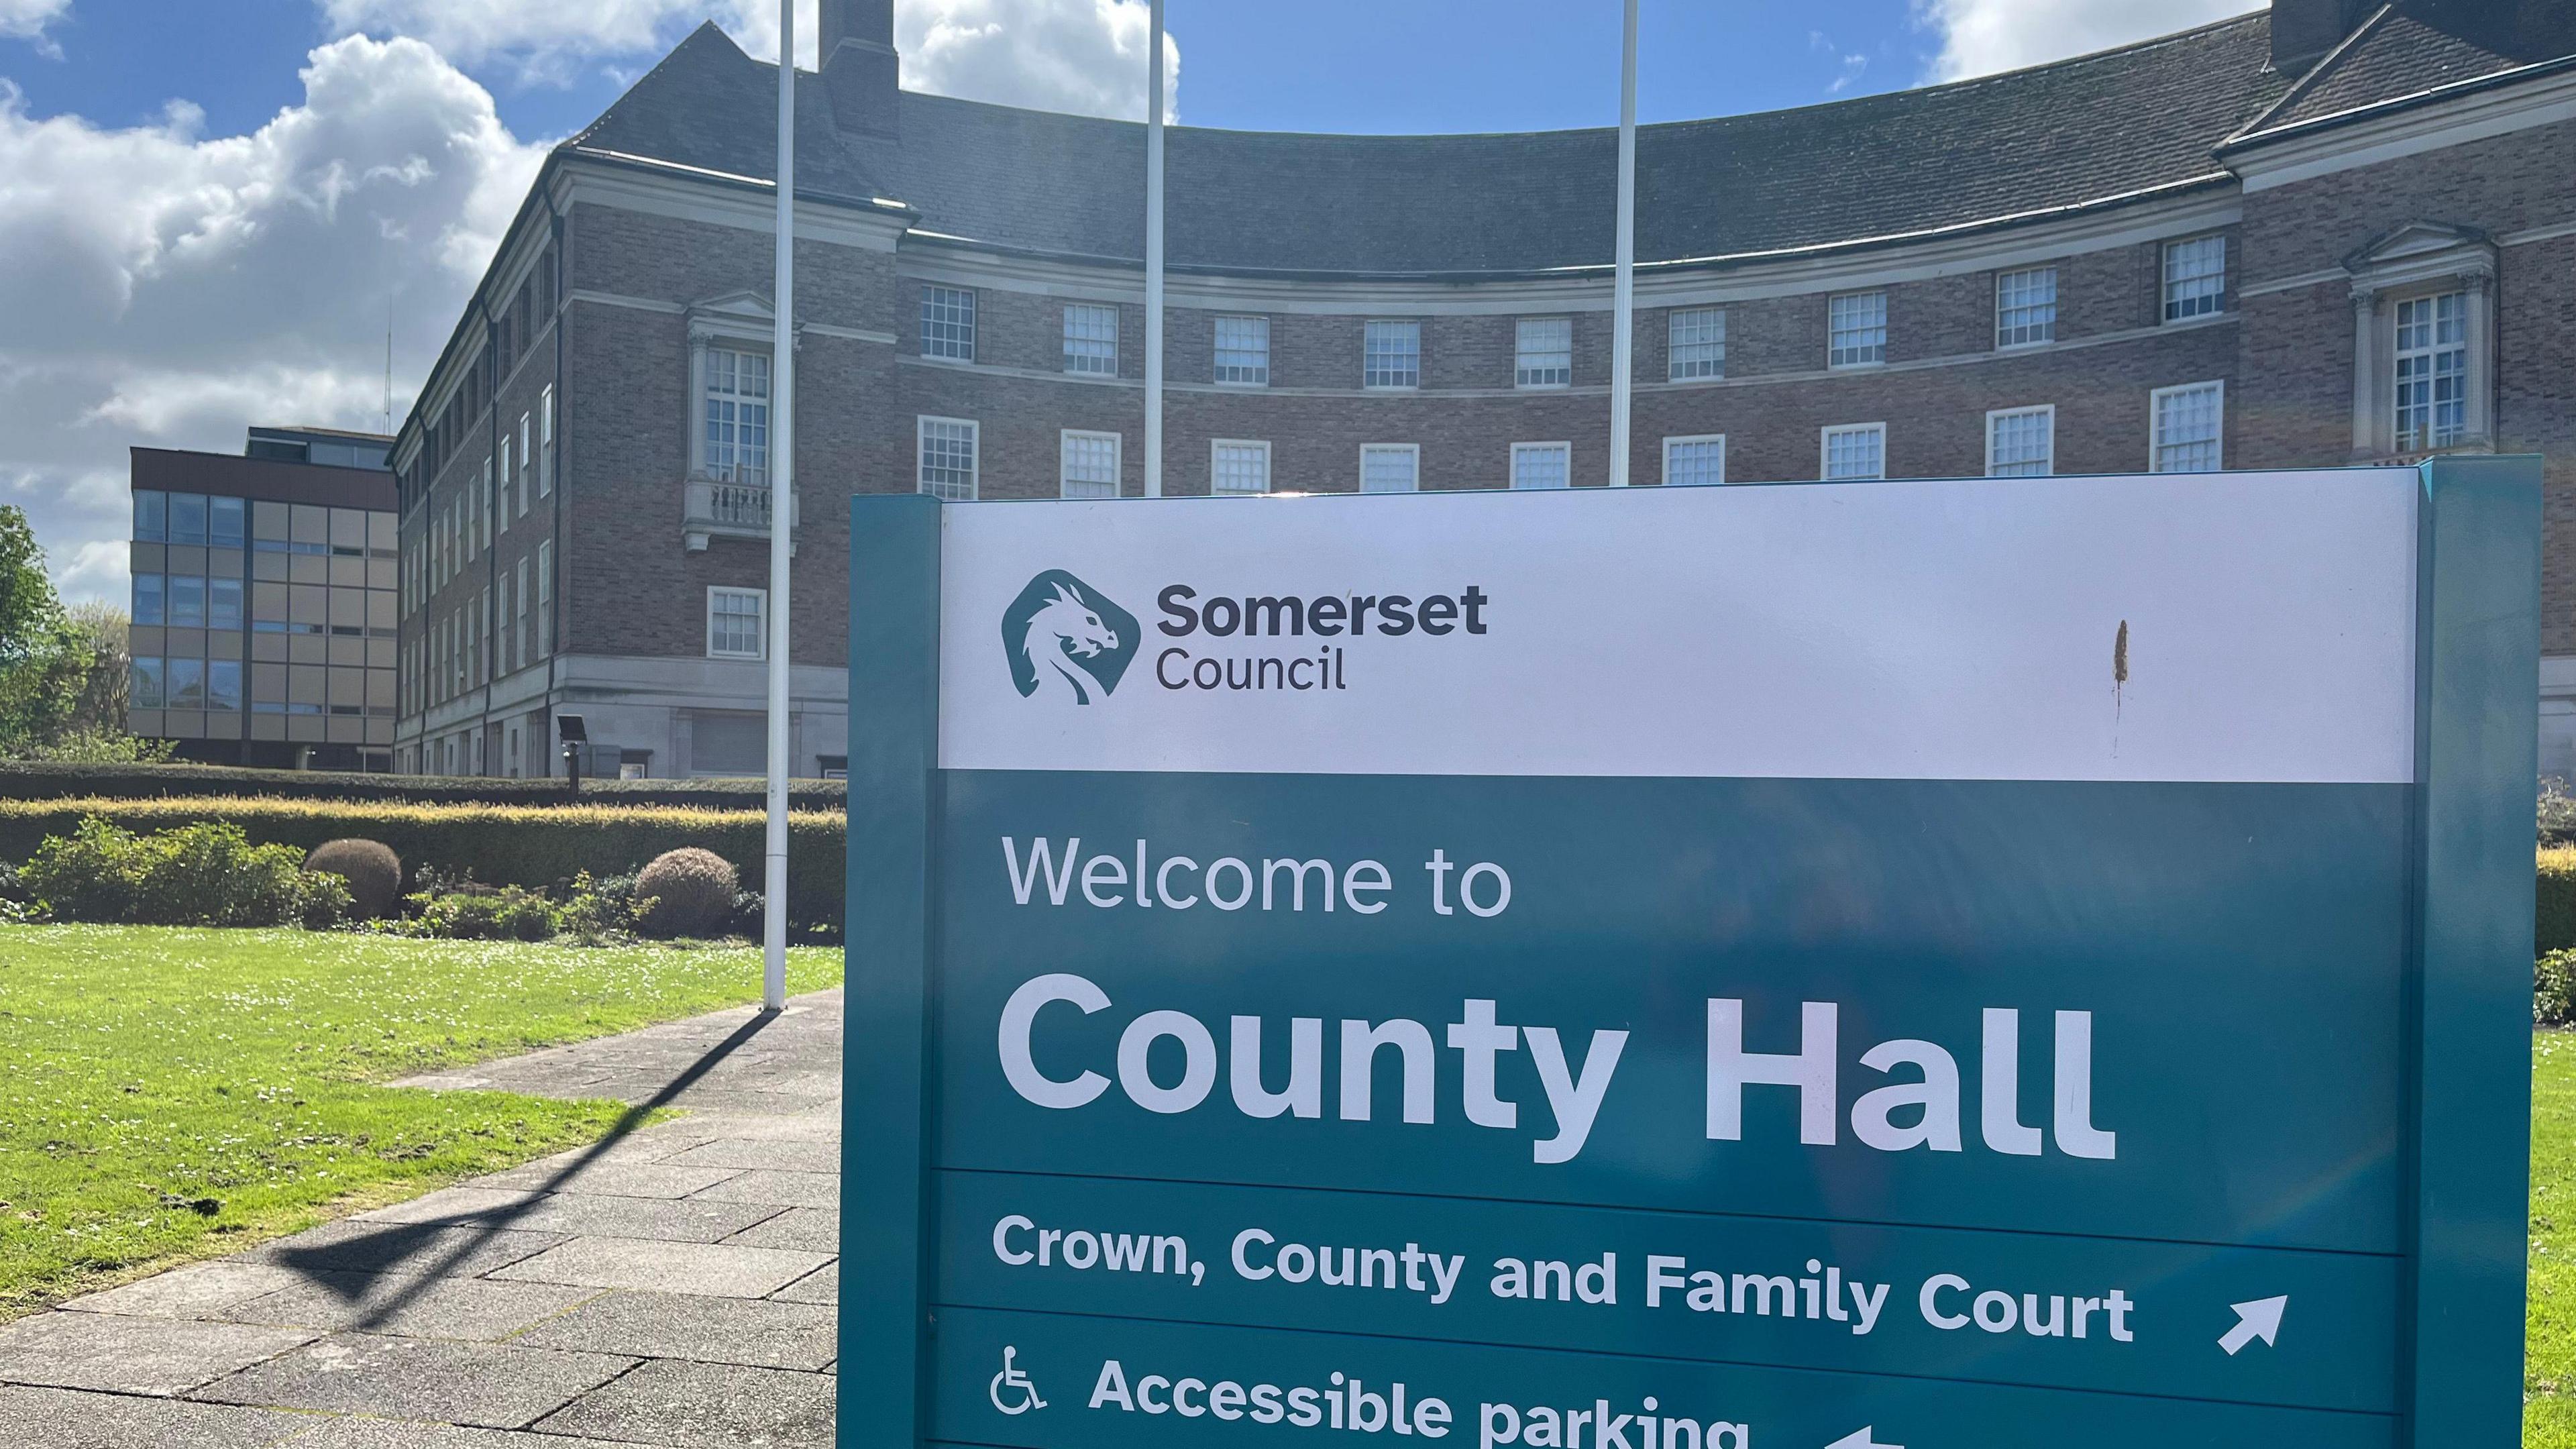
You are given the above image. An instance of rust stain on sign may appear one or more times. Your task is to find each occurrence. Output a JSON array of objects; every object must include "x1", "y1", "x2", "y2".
[{"x1": 2114, "y1": 620, "x2": 2130, "y2": 688}]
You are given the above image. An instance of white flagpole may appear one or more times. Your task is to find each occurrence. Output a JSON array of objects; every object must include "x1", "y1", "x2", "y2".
[
  {"x1": 1607, "y1": 0, "x2": 1638, "y2": 487},
  {"x1": 761, "y1": 0, "x2": 796, "y2": 1012},
  {"x1": 1144, "y1": 0, "x2": 1165, "y2": 498}
]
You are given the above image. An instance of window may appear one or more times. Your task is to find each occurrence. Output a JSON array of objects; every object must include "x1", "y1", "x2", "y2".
[
  {"x1": 495, "y1": 575, "x2": 512, "y2": 676},
  {"x1": 708, "y1": 587, "x2": 766, "y2": 659},
  {"x1": 535, "y1": 541, "x2": 552, "y2": 657},
  {"x1": 921, "y1": 285, "x2": 977, "y2": 361},
  {"x1": 1996, "y1": 268, "x2": 2057, "y2": 348},
  {"x1": 131, "y1": 657, "x2": 164, "y2": 709},
  {"x1": 537, "y1": 386, "x2": 555, "y2": 496},
  {"x1": 1214, "y1": 315, "x2": 1270, "y2": 385},
  {"x1": 168, "y1": 575, "x2": 206, "y2": 628},
  {"x1": 168, "y1": 493, "x2": 209, "y2": 545},
  {"x1": 515, "y1": 557, "x2": 531, "y2": 663},
  {"x1": 2163, "y1": 235, "x2": 2226, "y2": 322},
  {"x1": 496, "y1": 435, "x2": 513, "y2": 532},
  {"x1": 1211, "y1": 441, "x2": 1271, "y2": 496},
  {"x1": 209, "y1": 578, "x2": 243, "y2": 631},
  {"x1": 1515, "y1": 318, "x2": 1572, "y2": 388},
  {"x1": 1668, "y1": 308, "x2": 1725, "y2": 380},
  {"x1": 1059, "y1": 430, "x2": 1121, "y2": 499},
  {"x1": 134, "y1": 490, "x2": 166, "y2": 543},
  {"x1": 1360, "y1": 444, "x2": 1419, "y2": 494},
  {"x1": 705, "y1": 347, "x2": 771, "y2": 487},
  {"x1": 475, "y1": 588, "x2": 488, "y2": 684},
  {"x1": 1364, "y1": 320, "x2": 1420, "y2": 389},
  {"x1": 1662, "y1": 435, "x2": 1727, "y2": 487},
  {"x1": 1821, "y1": 423, "x2": 1886, "y2": 480},
  {"x1": 1985, "y1": 406, "x2": 2055, "y2": 477},
  {"x1": 209, "y1": 496, "x2": 245, "y2": 548},
  {"x1": 133, "y1": 574, "x2": 164, "y2": 626},
  {"x1": 2395, "y1": 292, "x2": 2467, "y2": 451},
  {"x1": 2151, "y1": 382, "x2": 2224, "y2": 472},
  {"x1": 517, "y1": 413, "x2": 533, "y2": 515},
  {"x1": 1510, "y1": 442, "x2": 1571, "y2": 490},
  {"x1": 477, "y1": 463, "x2": 490, "y2": 549},
  {"x1": 207, "y1": 660, "x2": 242, "y2": 712},
  {"x1": 918, "y1": 417, "x2": 979, "y2": 501},
  {"x1": 167, "y1": 657, "x2": 206, "y2": 710},
  {"x1": 1063, "y1": 304, "x2": 1118, "y2": 375},
  {"x1": 1828, "y1": 292, "x2": 1887, "y2": 368}
]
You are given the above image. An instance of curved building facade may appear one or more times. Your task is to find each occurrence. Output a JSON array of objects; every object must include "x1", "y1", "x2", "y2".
[{"x1": 390, "y1": 0, "x2": 2576, "y2": 780}]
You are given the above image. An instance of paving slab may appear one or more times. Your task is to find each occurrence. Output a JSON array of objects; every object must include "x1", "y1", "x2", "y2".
[
  {"x1": 0, "y1": 1311, "x2": 317, "y2": 1396},
  {"x1": 690, "y1": 1169, "x2": 839, "y2": 1209},
  {"x1": 224, "y1": 1269, "x2": 598, "y2": 1341},
  {"x1": 233, "y1": 1220, "x2": 570, "y2": 1279},
  {"x1": 494, "y1": 1238, "x2": 832, "y2": 1299},
  {"x1": 193, "y1": 1332, "x2": 636, "y2": 1429},
  {"x1": 61, "y1": 1261, "x2": 312, "y2": 1322},
  {"x1": 515, "y1": 1290, "x2": 837, "y2": 1371},
  {"x1": 722, "y1": 1206, "x2": 837, "y2": 1254},
  {"x1": 661, "y1": 1138, "x2": 841, "y2": 1173},
  {"x1": 535, "y1": 1358, "x2": 837, "y2": 1448},
  {"x1": 277, "y1": 1417, "x2": 643, "y2": 1448},
  {"x1": 475, "y1": 1160, "x2": 743, "y2": 1200},
  {"x1": 769, "y1": 1263, "x2": 837, "y2": 1306},
  {"x1": 349, "y1": 1185, "x2": 547, "y2": 1226},
  {"x1": 0, "y1": 1384, "x2": 309, "y2": 1448}
]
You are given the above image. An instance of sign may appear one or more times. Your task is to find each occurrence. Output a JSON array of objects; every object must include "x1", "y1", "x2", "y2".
[{"x1": 842, "y1": 460, "x2": 2538, "y2": 1449}]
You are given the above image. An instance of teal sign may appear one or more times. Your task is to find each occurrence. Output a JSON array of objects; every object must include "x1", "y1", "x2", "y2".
[{"x1": 843, "y1": 459, "x2": 2538, "y2": 1449}]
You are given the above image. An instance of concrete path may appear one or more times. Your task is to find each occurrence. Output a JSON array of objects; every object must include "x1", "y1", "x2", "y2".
[{"x1": 0, "y1": 989, "x2": 845, "y2": 1448}]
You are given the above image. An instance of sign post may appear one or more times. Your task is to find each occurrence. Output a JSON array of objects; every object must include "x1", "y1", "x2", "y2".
[{"x1": 843, "y1": 457, "x2": 2537, "y2": 1449}]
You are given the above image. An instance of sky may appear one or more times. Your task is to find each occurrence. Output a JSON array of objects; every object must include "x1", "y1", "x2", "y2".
[{"x1": 0, "y1": 0, "x2": 2265, "y2": 604}]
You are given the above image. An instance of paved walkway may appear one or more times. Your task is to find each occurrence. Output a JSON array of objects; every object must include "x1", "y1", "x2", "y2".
[{"x1": 0, "y1": 989, "x2": 845, "y2": 1448}]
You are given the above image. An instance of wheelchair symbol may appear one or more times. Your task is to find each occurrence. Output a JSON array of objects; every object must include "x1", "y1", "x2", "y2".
[{"x1": 989, "y1": 1345, "x2": 1046, "y2": 1415}]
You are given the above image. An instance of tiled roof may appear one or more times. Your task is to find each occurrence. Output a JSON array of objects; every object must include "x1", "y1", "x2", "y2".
[
  {"x1": 2249, "y1": 2, "x2": 2576, "y2": 134},
  {"x1": 571, "y1": 15, "x2": 2297, "y2": 278}
]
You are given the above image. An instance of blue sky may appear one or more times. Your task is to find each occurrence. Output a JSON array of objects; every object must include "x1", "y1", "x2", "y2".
[
  {"x1": 8, "y1": 1, "x2": 1937, "y2": 142},
  {"x1": 0, "y1": 0, "x2": 2257, "y2": 602}
]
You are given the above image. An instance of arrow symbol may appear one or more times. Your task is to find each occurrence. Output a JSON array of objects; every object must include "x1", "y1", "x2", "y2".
[
  {"x1": 1824, "y1": 1430, "x2": 1902, "y2": 1449},
  {"x1": 2219, "y1": 1295, "x2": 2289, "y2": 1355}
]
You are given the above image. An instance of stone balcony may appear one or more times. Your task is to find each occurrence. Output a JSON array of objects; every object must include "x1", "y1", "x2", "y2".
[{"x1": 683, "y1": 475, "x2": 798, "y2": 553}]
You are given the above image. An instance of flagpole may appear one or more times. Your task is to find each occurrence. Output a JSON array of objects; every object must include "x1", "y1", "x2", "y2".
[
  {"x1": 761, "y1": 0, "x2": 795, "y2": 1012},
  {"x1": 1607, "y1": 0, "x2": 1638, "y2": 487},
  {"x1": 1144, "y1": 0, "x2": 1165, "y2": 498}
]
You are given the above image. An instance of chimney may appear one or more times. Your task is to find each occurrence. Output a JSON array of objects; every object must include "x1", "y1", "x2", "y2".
[
  {"x1": 2271, "y1": 0, "x2": 2372, "y2": 76},
  {"x1": 820, "y1": 0, "x2": 900, "y2": 139}
]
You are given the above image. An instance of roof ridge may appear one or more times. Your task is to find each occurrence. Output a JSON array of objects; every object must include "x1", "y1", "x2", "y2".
[{"x1": 2230, "y1": 2, "x2": 2399, "y2": 140}]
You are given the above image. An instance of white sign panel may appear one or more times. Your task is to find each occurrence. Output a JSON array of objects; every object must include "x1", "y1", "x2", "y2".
[{"x1": 935, "y1": 471, "x2": 2419, "y2": 784}]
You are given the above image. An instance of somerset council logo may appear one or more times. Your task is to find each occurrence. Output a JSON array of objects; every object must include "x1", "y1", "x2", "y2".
[{"x1": 1002, "y1": 570, "x2": 1138, "y2": 704}]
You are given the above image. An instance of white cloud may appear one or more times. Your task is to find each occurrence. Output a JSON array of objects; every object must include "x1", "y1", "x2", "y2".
[
  {"x1": 0, "y1": 0, "x2": 71, "y2": 58},
  {"x1": 1916, "y1": 0, "x2": 2265, "y2": 81},
  {"x1": 324, "y1": 0, "x2": 1177, "y2": 119},
  {"x1": 0, "y1": 35, "x2": 543, "y2": 602}
]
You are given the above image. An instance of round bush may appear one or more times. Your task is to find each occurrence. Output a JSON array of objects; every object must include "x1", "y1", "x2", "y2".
[
  {"x1": 306, "y1": 838, "x2": 403, "y2": 920},
  {"x1": 636, "y1": 847, "x2": 740, "y2": 938}
]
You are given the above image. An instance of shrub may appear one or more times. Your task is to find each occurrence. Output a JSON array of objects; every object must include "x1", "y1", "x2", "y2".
[
  {"x1": 637, "y1": 848, "x2": 739, "y2": 938},
  {"x1": 561, "y1": 871, "x2": 652, "y2": 944},
  {"x1": 2544, "y1": 847, "x2": 2576, "y2": 955},
  {"x1": 306, "y1": 839, "x2": 402, "y2": 919},
  {"x1": 298, "y1": 871, "x2": 354, "y2": 930},
  {"x1": 0, "y1": 797, "x2": 844, "y2": 929},
  {"x1": 21, "y1": 817, "x2": 317, "y2": 927},
  {"x1": 397, "y1": 882, "x2": 561, "y2": 941},
  {"x1": 2542, "y1": 949, "x2": 2576, "y2": 1027}
]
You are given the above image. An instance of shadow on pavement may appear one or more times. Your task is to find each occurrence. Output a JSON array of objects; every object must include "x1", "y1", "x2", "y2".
[{"x1": 272, "y1": 1007, "x2": 786, "y2": 1330}]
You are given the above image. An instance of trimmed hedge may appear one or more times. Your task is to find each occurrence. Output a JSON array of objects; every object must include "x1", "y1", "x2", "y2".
[
  {"x1": 2545, "y1": 847, "x2": 2576, "y2": 955},
  {"x1": 0, "y1": 762, "x2": 845, "y2": 812},
  {"x1": 0, "y1": 796, "x2": 843, "y2": 929}
]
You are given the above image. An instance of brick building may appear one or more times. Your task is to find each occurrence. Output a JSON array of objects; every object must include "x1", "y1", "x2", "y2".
[{"x1": 390, "y1": 0, "x2": 2576, "y2": 780}]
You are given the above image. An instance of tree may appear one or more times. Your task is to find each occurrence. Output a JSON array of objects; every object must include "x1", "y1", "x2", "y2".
[
  {"x1": 0, "y1": 508, "x2": 174, "y2": 762},
  {"x1": 0, "y1": 505, "x2": 77, "y2": 753}
]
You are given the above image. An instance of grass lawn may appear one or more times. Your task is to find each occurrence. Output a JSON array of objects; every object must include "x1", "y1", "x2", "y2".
[
  {"x1": 0, "y1": 924, "x2": 840, "y2": 1320},
  {"x1": 2539, "y1": 1034, "x2": 2576, "y2": 1441}
]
